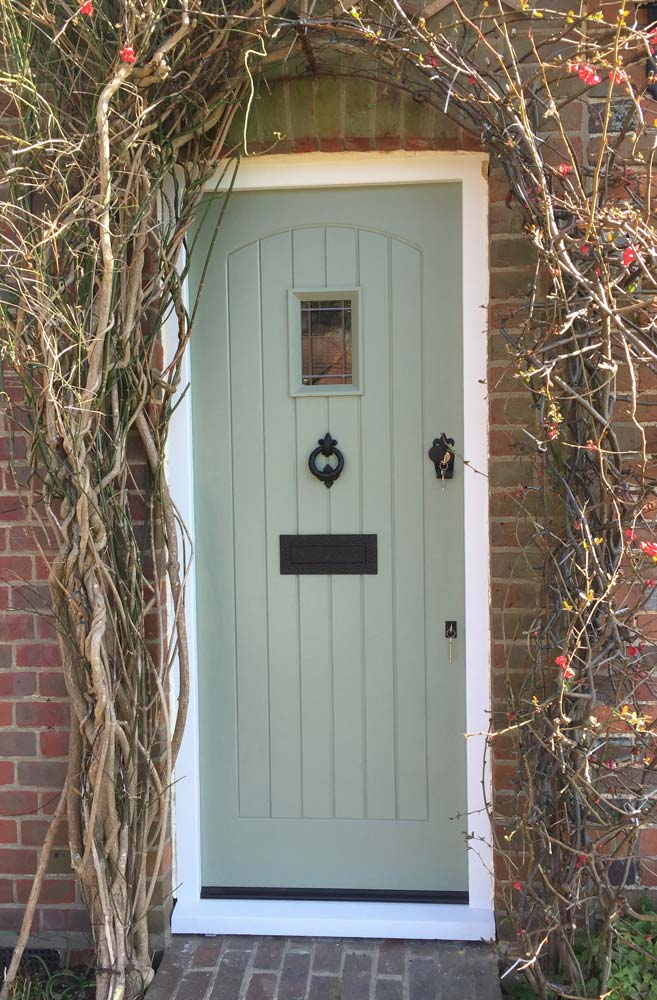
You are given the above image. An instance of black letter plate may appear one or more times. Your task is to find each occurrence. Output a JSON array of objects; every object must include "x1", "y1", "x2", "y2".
[{"x1": 280, "y1": 535, "x2": 377, "y2": 575}]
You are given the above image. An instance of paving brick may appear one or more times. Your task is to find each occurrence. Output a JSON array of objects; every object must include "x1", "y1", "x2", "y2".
[
  {"x1": 375, "y1": 978, "x2": 403, "y2": 1000},
  {"x1": 210, "y1": 947, "x2": 251, "y2": 1000},
  {"x1": 377, "y1": 942, "x2": 406, "y2": 976},
  {"x1": 312, "y1": 940, "x2": 343, "y2": 973},
  {"x1": 225, "y1": 935, "x2": 258, "y2": 951},
  {"x1": 193, "y1": 937, "x2": 226, "y2": 967},
  {"x1": 245, "y1": 972, "x2": 278, "y2": 1000},
  {"x1": 408, "y1": 958, "x2": 437, "y2": 1000},
  {"x1": 307, "y1": 975, "x2": 342, "y2": 1000},
  {"x1": 175, "y1": 970, "x2": 213, "y2": 1000},
  {"x1": 287, "y1": 938, "x2": 314, "y2": 952},
  {"x1": 278, "y1": 950, "x2": 311, "y2": 1000},
  {"x1": 341, "y1": 952, "x2": 373, "y2": 1000},
  {"x1": 148, "y1": 940, "x2": 196, "y2": 1000},
  {"x1": 253, "y1": 937, "x2": 286, "y2": 970}
]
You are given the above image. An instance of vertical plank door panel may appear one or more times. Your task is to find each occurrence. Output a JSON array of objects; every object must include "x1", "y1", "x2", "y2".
[
  {"x1": 390, "y1": 240, "x2": 428, "y2": 821},
  {"x1": 228, "y1": 242, "x2": 271, "y2": 818},
  {"x1": 358, "y1": 231, "x2": 397, "y2": 820},
  {"x1": 293, "y1": 227, "x2": 334, "y2": 819},
  {"x1": 326, "y1": 226, "x2": 365, "y2": 819},
  {"x1": 260, "y1": 231, "x2": 303, "y2": 819}
]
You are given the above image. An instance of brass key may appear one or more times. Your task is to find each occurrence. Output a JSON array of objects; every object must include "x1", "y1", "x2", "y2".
[{"x1": 445, "y1": 621, "x2": 457, "y2": 663}]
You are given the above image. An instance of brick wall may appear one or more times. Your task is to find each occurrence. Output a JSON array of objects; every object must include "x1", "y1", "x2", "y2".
[{"x1": 2, "y1": 58, "x2": 657, "y2": 953}]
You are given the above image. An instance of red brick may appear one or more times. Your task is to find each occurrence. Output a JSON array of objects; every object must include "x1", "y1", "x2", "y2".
[
  {"x1": 0, "y1": 848, "x2": 37, "y2": 875},
  {"x1": 40, "y1": 907, "x2": 91, "y2": 932},
  {"x1": 1, "y1": 789, "x2": 39, "y2": 816},
  {"x1": 38, "y1": 672, "x2": 67, "y2": 697},
  {"x1": 15, "y1": 701, "x2": 68, "y2": 728},
  {"x1": 8, "y1": 526, "x2": 52, "y2": 552},
  {"x1": 0, "y1": 879, "x2": 14, "y2": 903},
  {"x1": 0, "y1": 906, "x2": 38, "y2": 933},
  {"x1": 0, "y1": 822, "x2": 17, "y2": 845},
  {"x1": 0, "y1": 436, "x2": 27, "y2": 461},
  {"x1": 39, "y1": 730, "x2": 68, "y2": 757},
  {"x1": 0, "y1": 703, "x2": 12, "y2": 726},
  {"x1": 0, "y1": 731, "x2": 36, "y2": 758},
  {"x1": 36, "y1": 617, "x2": 56, "y2": 640},
  {"x1": 0, "y1": 613, "x2": 35, "y2": 640},
  {"x1": 15, "y1": 643, "x2": 60, "y2": 668},
  {"x1": 0, "y1": 671, "x2": 36, "y2": 696},
  {"x1": 0, "y1": 555, "x2": 32, "y2": 579},
  {"x1": 21, "y1": 819, "x2": 68, "y2": 847},
  {"x1": 17, "y1": 761, "x2": 67, "y2": 788},
  {"x1": 0, "y1": 498, "x2": 24, "y2": 522},
  {"x1": 0, "y1": 761, "x2": 14, "y2": 784},
  {"x1": 16, "y1": 878, "x2": 76, "y2": 904}
]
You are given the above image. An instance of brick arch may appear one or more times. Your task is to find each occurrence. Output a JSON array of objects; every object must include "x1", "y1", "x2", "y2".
[{"x1": 230, "y1": 73, "x2": 480, "y2": 154}]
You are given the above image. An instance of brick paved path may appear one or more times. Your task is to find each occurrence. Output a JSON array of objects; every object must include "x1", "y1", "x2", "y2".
[{"x1": 148, "y1": 936, "x2": 502, "y2": 1000}]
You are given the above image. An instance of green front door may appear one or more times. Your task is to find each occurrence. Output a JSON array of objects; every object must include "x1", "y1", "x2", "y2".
[{"x1": 190, "y1": 184, "x2": 467, "y2": 897}]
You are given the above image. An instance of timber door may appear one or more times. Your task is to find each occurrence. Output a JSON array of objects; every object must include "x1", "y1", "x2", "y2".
[{"x1": 191, "y1": 184, "x2": 467, "y2": 898}]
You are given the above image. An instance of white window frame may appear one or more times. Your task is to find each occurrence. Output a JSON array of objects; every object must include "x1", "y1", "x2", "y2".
[{"x1": 165, "y1": 150, "x2": 494, "y2": 940}]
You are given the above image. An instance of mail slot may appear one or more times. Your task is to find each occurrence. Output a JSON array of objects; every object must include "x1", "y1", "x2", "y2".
[{"x1": 280, "y1": 534, "x2": 377, "y2": 575}]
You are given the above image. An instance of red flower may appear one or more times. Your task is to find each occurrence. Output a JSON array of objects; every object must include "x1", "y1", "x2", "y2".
[
  {"x1": 585, "y1": 439, "x2": 597, "y2": 451},
  {"x1": 119, "y1": 46, "x2": 136, "y2": 64},
  {"x1": 625, "y1": 529, "x2": 638, "y2": 541},
  {"x1": 547, "y1": 423, "x2": 559, "y2": 440},
  {"x1": 558, "y1": 163, "x2": 573, "y2": 176},
  {"x1": 640, "y1": 540, "x2": 657, "y2": 557},
  {"x1": 512, "y1": 880, "x2": 522, "y2": 891},
  {"x1": 79, "y1": 0, "x2": 93, "y2": 13},
  {"x1": 628, "y1": 645, "x2": 639, "y2": 656},
  {"x1": 429, "y1": 56, "x2": 438, "y2": 68},
  {"x1": 554, "y1": 655, "x2": 569, "y2": 668},
  {"x1": 580, "y1": 243, "x2": 591, "y2": 254},
  {"x1": 563, "y1": 665, "x2": 575, "y2": 680},
  {"x1": 622, "y1": 245, "x2": 638, "y2": 267},
  {"x1": 609, "y1": 68, "x2": 629, "y2": 86},
  {"x1": 575, "y1": 854, "x2": 587, "y2": 869},
  {"x1": 577, "y1": 63, "x2": 602, "y2": 86},
  {"x1": 646, "y1": 579, "x2": 656, "y2": 588}
]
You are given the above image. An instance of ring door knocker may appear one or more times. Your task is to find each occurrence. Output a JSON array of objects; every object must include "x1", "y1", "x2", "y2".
[
  {"x1": 428, "y1": 433, "x2": 455, "y2": 490},
  {"x1": 309, "y1": 432, "x2": 344, "y2": 488}
]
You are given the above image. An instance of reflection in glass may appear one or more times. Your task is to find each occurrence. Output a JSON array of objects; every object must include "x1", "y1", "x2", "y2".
[{"x1": 301, "y1": 300, "x2": 352, "y2": 386}]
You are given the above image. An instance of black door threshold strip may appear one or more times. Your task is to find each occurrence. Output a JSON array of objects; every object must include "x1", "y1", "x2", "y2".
[{"x1": 201, "y1": 887, "x2": 469, "y2": 904}]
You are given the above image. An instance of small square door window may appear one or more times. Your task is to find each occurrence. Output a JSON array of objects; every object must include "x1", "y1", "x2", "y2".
[
  {"x1": 301, "y1": 300, "x2": 352, "y2": 386},
  {"x1": 289, "y1": 289, "x2": 362, "y2": 396}
]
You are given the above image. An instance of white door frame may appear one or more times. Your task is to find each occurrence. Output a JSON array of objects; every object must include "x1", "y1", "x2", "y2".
[{"x1": 166, "y1": 151, "x2": 494, "y2": 940}]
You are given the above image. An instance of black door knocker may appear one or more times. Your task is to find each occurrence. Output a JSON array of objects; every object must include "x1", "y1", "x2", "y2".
[
  {"x1": 309, "y1": 432, "x2": 344, "y2": 488},
  {"x1": 428, "y1": 433, "x2": 455, "y2": 482}
]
